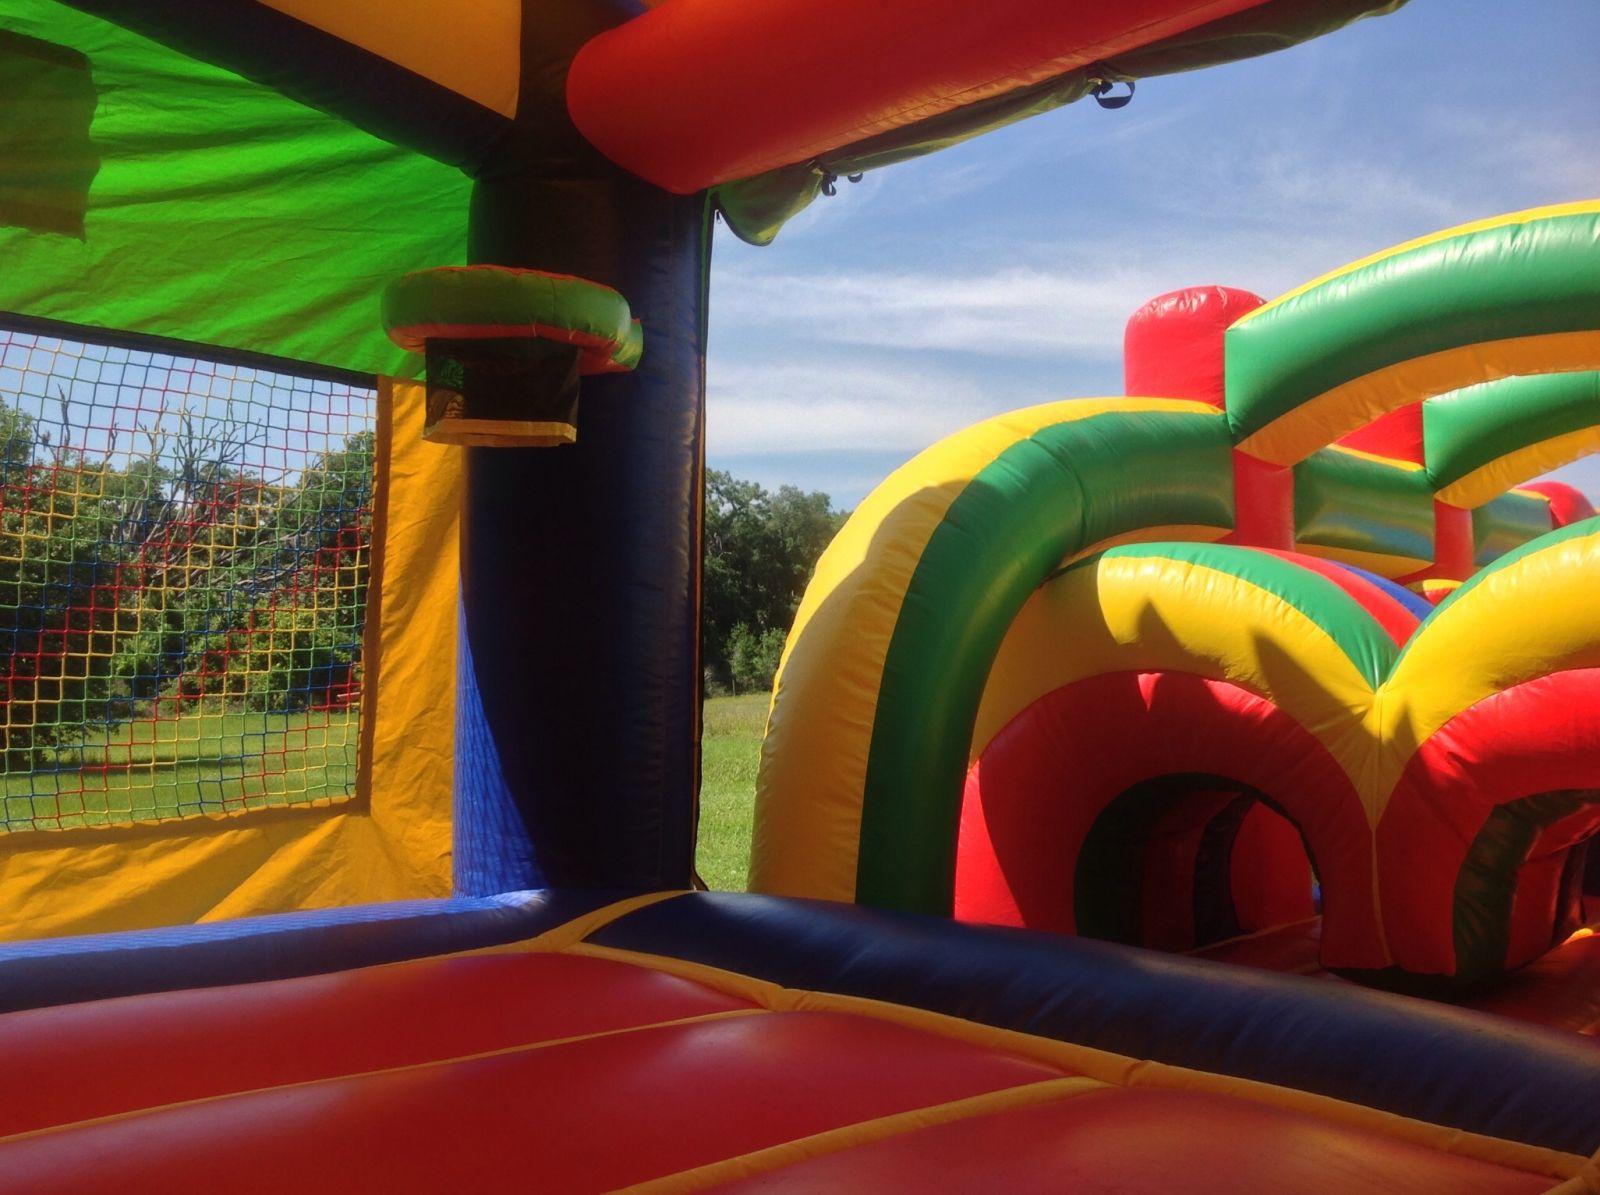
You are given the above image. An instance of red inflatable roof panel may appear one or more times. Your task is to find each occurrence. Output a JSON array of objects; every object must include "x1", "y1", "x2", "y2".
[{"x1": 568, "y1": 0, "x2": 1273, "y2": 193}]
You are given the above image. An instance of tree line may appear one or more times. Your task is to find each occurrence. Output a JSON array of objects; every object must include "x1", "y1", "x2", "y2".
[
  {"x1": 703, "y1": 469, "x2": 846, "y2": 695},
  {"x1": 0, "y1": 394, "x2": 370, "y2": 768},
  {"x1": 1, "y1": 387, "x2": 845, "y2": 769}
]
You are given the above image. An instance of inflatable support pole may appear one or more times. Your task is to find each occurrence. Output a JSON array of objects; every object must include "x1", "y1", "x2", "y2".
[
  {"x1": 454, "y1": 0, "x2": 711, "y2": 893},
  {"x1": 1121, "y1": 288, "x2": 1312, "y2": 936},
  {"x1": 1122, "y1": 286, "x2": 1294, "y2": 550}
]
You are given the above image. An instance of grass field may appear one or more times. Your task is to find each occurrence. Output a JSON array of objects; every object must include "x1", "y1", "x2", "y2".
[
  {"x1": 696, "y1": 693, "x2": 766, "y2": 891},
  {"x1": 6, "y1": 697, "x2": 765, "y2": 884},
  {"x1": 2, "y1": 709, "x2": 359, "y2": 831}
]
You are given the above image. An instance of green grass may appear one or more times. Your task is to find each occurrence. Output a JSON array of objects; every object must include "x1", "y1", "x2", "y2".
[
  {"x1": 3, "y1": 708, "x2": 359, "y2": 831},
  {"x1": 696, "y1": 693, "x2": 766, "y2": 891},
  {"x1": 6, "y1": 697, "x2": 767, "y2": 884}
]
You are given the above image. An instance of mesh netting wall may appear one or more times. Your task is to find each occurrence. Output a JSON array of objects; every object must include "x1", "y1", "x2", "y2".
[{"x1": 0, "y1": 326, "x2": 376, "y2": 832}]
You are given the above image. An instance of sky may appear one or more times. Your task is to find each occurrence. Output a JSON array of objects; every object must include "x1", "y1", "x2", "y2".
[{"x1": 703, "y1": 0, "x2": 1600, "y2": 509}]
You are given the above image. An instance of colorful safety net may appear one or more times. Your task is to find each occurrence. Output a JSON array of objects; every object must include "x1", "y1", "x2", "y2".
[{"x1": 0, "y1": 325, "x2": 374, "y2": 831}]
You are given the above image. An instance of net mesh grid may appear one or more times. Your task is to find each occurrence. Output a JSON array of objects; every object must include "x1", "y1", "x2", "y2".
[{"x1": 0, "y1": 328, "x2": 375, "y2": 832}]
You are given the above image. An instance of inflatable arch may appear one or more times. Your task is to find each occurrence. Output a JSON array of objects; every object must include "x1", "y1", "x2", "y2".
[
  {"x1": 751, "y1": 398, "x2": 1236, "y2": 910},
  {"x1": 1426, "y1": 372, "x2": 1600, "y2": 510},
  {"x1": 754, "y1": 201, "x2": 1600, "y2": 991},
  {"x1": 960, "y1": 526, "x2": 1600, "y2": 985},
  {"x1": 1225, "y1": 201, "x2": 1600, "y2": 464},
  {"x1": 1283, "y1": 366, "x2": 1600, "y2": 584}
]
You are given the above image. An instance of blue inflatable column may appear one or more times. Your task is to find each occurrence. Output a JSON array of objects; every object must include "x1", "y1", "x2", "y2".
[{"x1": 452, "y1": 0, "x2": 710, "y2": 895}]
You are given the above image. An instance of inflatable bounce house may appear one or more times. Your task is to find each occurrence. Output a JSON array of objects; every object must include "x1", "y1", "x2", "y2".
[{"x1": 1, "y1": 1, "x2": 1598, "y2": 1191}]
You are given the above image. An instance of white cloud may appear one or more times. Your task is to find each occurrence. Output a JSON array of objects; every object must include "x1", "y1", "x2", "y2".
[
  {"x1": 713, "y1": 265, "x2": 1148, "y2": 359},
  {"x1": 711, "y1": 112, "x2": 1600, "y2": 367},
  {"x1": 1102, "y1": 108, "x2": 1600, "y2": 270},
  {"x1": 705, "y1": 44, "x2": 1599, "y2": 495},
  {"x1": 706, "y1": 359, "x2": 1038, "y2": 455},
  {"x1": 1417, "y1": 111, "x2": 1600, "y2": 205}
]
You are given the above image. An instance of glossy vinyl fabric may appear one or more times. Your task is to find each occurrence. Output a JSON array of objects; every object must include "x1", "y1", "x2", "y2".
[
  {"x1": 755, "y1": 232, "x2": 1598, "y2": 943},
  {"x1": 1273, "y1": 551, "x2": 1434, "y2": 637},
  {"x1": 958, "y1": 671, "x2": 1366, "y2": 953},
  {"x1": 1524, "y1": 480, "x2": 1597, "y2": 527},
  {"x1": 713, "y1": 1089, "x2": 1553, "y2": 1195},
  {"x1": 452, "y1": 19, "x2": 711, "y2": 897},
  {"x1": 567, "y1": 0, "x2": 1273, "y2": 192},
  {"x1": 1339, "y1": 400, "x2": 1426, "y2": 463},
  {"x1": 1469, "y1": 931, "x2": 1600, "y2": 1036},
  {"x1": 956, "y1": 530, "x2": 1600, "y2": 985},
  {"x1": 751, "y1": 399, "x2": 1235, "y2": 911},
  {"x1": 0, "y1": 887, "x2": 622, "y2": 1014},
  {"x1": 0, "y1": 910, "x2": 1584, "y2": 1193},
  {"x1": 1475, "y1": 489, "x2": 1565, "y2": 566},
  {"x1": 1123, "y1": 285, "x2": 1264, "y2": 409},
  {"x1": 1120, "y1": 285, "x2": 1303, "y2": 556},
  {"x1": 591, "y1": 892, "x2": 1600, "y2": 1159},
  {"x1": 761, "y1": 495, "x2": 1600, "y2": 981},
  {"x1": 1424, "y1": 373, "x2": 1600, "y2": 508},
  {"x1": 1192, "y1": 915, "x2": 1600, "y2": 1037},
  {"x1": 0, "y1": 951, "x2": 753, "y2": 1138},
  {"x1": 0, "y1": 1003, "x2": 1048, "y2": 1192},
  {"x1": 957, "y1": 540, "x2": 1409, "y2": 968},
  {"x1": 1119, "y1": 278, "x2": 1597, "y2": 582},
  {"x1": 1293, "y1": 446, "x2": 1436, "y2": 577},
  {"x1": 1375, "y1": 668, "x2": 1600, "y2": 980},
  {"x1": 758, "y1": 461, "x2": 1599, "y2": 987},
  {"x1": 1226, "y1": 201, "x2": 1600, "y2": 465}
]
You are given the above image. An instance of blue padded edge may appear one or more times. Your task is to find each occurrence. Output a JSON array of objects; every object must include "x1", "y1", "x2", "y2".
[
  {"x1": 591, "y1": 891, "x2": 1600, "y2": 1157},
  {"x1": 455, "y1": 595, "x2": 543, "y2": 897},
  {"x1": 0, "y1": 888, "x2": 629, "y2": 1014},
  {"x1": 1325, "y1": 559, "x2": 1436, "y2": 622}
]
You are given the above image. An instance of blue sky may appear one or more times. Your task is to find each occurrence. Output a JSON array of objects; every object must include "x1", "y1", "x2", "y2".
[{"x1": 704, "y1": 0, "x2": 1600, "y2": 508}]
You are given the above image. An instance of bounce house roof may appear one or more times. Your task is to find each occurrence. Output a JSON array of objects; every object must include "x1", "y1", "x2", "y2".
[{"x1": 0, "y1": 0, "x2": 1408, "y2": 377}]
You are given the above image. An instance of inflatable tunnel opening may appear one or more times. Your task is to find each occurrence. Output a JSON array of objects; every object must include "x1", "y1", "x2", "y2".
[
  {"x1": 1073, "y1": 774, "x2": 1317, "y2": 953},
  {"x1": 1345, "y1": 787, "x2": 1600, "y2": 997},
  {"x1": 1457, "y1": 789, "x2": 1600, "y2": 963}
]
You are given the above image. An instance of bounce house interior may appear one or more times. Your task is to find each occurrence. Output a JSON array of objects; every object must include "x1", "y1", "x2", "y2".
[{"x1": 1, "y1": 1, "x2": 1599, "y2": 1191}]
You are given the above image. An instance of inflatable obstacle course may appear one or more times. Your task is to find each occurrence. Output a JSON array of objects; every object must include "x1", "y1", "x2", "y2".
[
  {"x1": 756, "y1": 206, "x2": 1600, "y2": 986},
  {"x1": 956, "y1": 530, "x2": 1600, "y2": 988},
  {"x1": 2, "y1": 1, "x2": 1599, "y2": 1190}
]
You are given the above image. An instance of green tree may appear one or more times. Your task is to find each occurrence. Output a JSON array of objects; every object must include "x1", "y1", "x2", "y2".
[
  {"x1": 703, "y1": 470, "x2": 844, "y2": 690},
  {"x1": 0, "y1": 396, "x2": 132, "y2": 767},
  {"x1": 211, "y1": 432, "x2": 373, "y2": 710},
  {"x1": 100, "y1": 426, "x2": 371, "y2": 714},
  {"x1": 0, "y1": 386, "x2": 377, "y2": 769},
  {"x1": 0, "y1": 399, "x2": 33, "y2": 480},
  {"x1": 726, "y1": 623, "x2": 787, "y2": 696},
  {"x1": 78, "y1": 402, "x2": 275, "y2": 708}
]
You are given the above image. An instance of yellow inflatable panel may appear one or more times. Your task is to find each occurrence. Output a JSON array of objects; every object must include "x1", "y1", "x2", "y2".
[{"x1": 0, "y1": 380, "x2": 460, "y2": 941}]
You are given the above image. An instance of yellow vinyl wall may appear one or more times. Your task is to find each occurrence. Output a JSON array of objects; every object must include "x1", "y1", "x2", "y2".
[{"x1": 0, "y1": 380, "x2": 461, "y2": 942}]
